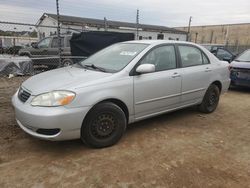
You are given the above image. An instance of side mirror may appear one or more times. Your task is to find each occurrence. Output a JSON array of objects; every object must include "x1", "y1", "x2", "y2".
[
  {"x1": 31, "y1": 42, "x2": 38, "y2": 48},
  {"x1": 223, "y1": 57, "x2": 232, "y2": 63},
  {"x1": 232, "y1": 54, "x2": 237, "y2": 60},
  {"x1": 136, "y1": 64, "x2": 155, "y2": 74}
]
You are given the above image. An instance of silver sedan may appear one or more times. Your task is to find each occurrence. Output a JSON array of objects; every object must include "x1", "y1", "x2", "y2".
[{"x1": 12, "y1": 40, "x2": 230, "y2": 148}]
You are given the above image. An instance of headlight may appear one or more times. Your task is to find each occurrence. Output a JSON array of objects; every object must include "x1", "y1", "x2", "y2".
[{"x1": 31, "y1": 91, "x2": 75, "y2": 107}]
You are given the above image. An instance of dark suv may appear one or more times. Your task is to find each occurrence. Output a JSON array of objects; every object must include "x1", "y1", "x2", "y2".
[
  {"x1": 202, "y1": 44, "x2": 236, "y2": 63},
  {"x1": 19, "y1": 34, "x2": 73, "y2": 67}
]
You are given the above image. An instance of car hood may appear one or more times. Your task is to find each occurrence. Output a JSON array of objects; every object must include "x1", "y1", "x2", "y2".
[
  {"x1": 19, "y1": 47, "x2": 33, "y2": 53},
  {"x1": 22, "y1": 66, "x2": 111, "y2": 95},
  {"x1": 231, "y1": 61, "x2": 250, "y2": 69}
]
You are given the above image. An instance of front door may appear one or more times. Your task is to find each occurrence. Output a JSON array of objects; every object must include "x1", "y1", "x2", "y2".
[
  {"x1": 133, "y1": 45, "x2": 182, "y2": 119},
  {"x1": 31, "y1": 37, "x2": 52, "y2": 57}
]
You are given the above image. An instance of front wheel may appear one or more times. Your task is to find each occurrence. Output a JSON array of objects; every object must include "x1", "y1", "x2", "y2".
[
  {"x1": 81, "y1": 102, "x2": 127, "y2": 148},
  {"x1": 199, "y1": 84, "x2": 220, "y2": 113},
  {"x1": 62, "y1": 59, "x2": 73, "y2": 67}
]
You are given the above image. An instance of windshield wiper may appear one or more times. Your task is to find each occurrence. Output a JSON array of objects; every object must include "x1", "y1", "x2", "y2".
[{"x1": 82, "y1": 64, "x2": 107, "y2": 72}]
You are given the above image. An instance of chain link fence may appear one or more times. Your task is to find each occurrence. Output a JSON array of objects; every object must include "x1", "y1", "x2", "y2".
[
  {"x1": 189, "y1": 31, "x2": 250, "y2": 55},
  {"x1": 0, "y1": 21, "x2": 87, "y2": 79},
  {"x1": 224, "y1": 45, "x2": 250, "y2": 55}
]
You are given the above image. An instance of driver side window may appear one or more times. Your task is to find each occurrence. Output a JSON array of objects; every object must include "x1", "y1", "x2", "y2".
[
  {"x1": 217, "y1": 49, "x2": 232, "y2": 60},
  {"x1": 37, "y1": 38, "x2": 51, "y2": 48},
  {"x1": 140, "y1": 45, "x2": 177, "y2": 72}
]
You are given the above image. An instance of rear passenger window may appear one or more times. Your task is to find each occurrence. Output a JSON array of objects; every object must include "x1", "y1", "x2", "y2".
[{"x1": 179, "y1": 46, "x2": 203, "y2": 67}]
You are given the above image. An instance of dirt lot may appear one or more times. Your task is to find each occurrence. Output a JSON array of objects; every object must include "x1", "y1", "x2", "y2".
[{"x1": 0, "y1": 77, "x2": 250, "y2": 188}]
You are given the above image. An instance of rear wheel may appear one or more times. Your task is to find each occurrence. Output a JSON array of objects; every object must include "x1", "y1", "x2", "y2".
[
  {"x1": 199, "y1": 84, "x2": 220, "y2": 113},
  {"x1": 81, "y1": 102, "x2": 127, "y2": 148}
]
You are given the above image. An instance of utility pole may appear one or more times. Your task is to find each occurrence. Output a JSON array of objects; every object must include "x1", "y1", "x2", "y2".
[
  {"x1": 104, "y1": 17, "x2": 108, "y2": 31},
  {"x1": 56, "y1": 0, "x2": 62, "y2": 67},
  {"x1": 210, "y1": 30, "x2": 214, "y2": 44},
  {"x1": 225, "y1": 25, "x2": 229, "y2": 46},
  {"x1": 187, "y1": 16, "x2": 192, "y2": 41},
  {"x1": 136, "y1": 9, "x2": 139, "y2": 40},
  {"x1": 195, "y1": 32, "x2": 198, "y2": 43}
]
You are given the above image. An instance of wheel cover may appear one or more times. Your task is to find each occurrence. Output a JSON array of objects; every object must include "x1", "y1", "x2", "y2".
[
  {"x1": 91, "y1": 113, "x2": 117, "y2": 139},
  {"x1": 63, "y1": 60, "x2": 72, "y2": 67},
  {"x1": 208, "y1": 91, "x2": 218, "y2": 107}
]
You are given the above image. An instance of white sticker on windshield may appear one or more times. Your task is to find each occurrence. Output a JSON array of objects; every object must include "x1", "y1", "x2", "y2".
[{"x1": 120, "y1": 51, "x2": 137, "y2": 56}]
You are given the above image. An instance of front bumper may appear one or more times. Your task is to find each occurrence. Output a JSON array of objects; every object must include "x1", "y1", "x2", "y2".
[
  {"x1": 230, "y1": 71, "x2": 250, "y2": 88},
  {"x1": 12, "y1": 92, "x2": 91, "y2": 141},
  {"x1": 231, "y1": 79, "x2": 250, "y2": 87}
]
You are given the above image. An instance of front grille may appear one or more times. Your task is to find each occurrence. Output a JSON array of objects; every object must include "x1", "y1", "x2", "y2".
[{"x1": 18, "y1": 88, "x2": 31, "y2": 102}]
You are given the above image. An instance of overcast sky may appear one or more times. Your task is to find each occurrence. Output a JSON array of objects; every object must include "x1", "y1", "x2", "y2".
[{"x1": 0, "y1": 0, "x2": 250, "y2": 27}]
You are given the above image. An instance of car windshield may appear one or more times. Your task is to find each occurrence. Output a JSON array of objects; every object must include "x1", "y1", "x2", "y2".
[
  {"x1": 79, "y1": 43, "x2": 149, "y2": 73},
  {"x1": 235, "y1": 50, "x2": 250, "y2": 62}
]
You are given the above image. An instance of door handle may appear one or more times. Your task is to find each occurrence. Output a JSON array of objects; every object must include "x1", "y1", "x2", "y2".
[
  {"x1": 172, "y1": 72, "x2": 181, "y2": 78},
  {"x1": 205, "y1": 67, "x2": 212, "y2": 72}
]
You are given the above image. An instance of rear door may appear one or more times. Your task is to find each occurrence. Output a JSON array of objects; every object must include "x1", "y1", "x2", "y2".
[
  {"x1": 62, "y1": 36, "x2": 71, "y2": 56},
  {"x1": 133, "y1": 45, "x2": 182, "y2": 119},
  {"x1": 49, "y1": 37, "x2": 64, "y2": 56},
  {"x1": 177, "y1": 44, "x2": 212, "y2": 105}
]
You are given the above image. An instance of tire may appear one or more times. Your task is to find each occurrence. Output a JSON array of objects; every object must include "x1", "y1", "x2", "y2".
[
  {"x1": 199, "y1": 84, "x2": 220, "y2": 113},
  {"x1": 81, "y1": 102, "x2": 127, "y2": 148},
  {"x1": 62, "y1": 59, "x2": 73, "y2": 67}
]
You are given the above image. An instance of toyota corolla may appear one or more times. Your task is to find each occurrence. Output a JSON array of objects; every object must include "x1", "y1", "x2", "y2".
[{"x1": 12, "y1": 40, "x2": 230, "y2": 148}]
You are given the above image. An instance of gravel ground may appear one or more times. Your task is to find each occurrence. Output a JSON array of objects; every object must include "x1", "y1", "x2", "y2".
[{"x1": 0, "y1": 77, "x2": 250, "y2": 188}]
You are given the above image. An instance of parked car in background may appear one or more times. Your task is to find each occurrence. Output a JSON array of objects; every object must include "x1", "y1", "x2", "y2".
[
  {"x1": 0, "y1": 44, "x2": 23, "y2": 55},
  {"x1": 6, "y1": 45, "x2": 24, "y2": 55},
  {"x1": 0, "y1": 46, "x2": 6, "y2": 54},
  {"x1": 230, "y1": 49, "x2": 250, "y2": 88},
  {"x1": 201, "y1": 44, "x2": 236, "y2": 62},
  {"x1": 202, "y1": 44, "x2": 225, "y2": 51},
  {"x1": 18, "y1": 34, "x2": 72, "y2": 67},
  {"x1": 12, "y1": 40, "x2": 230, "y2": 148}
]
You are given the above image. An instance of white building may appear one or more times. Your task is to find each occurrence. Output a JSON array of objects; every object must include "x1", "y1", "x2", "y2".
[{"x1": 36, "y1": 13, "x2": 187, "y2": 41}]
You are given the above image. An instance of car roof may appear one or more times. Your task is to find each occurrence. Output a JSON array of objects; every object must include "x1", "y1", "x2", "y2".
[
  {"x1": 123, "y1": 40, "x2": 196, "y2": 45},
  {"x1": 49, "y1": 34, "x2": 72, "y2": 37}
]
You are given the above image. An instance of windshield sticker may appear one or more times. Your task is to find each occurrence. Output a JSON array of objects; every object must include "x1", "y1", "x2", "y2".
[{"x1": 120, "y1": 51, "x2": 137, "y2": 56}]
